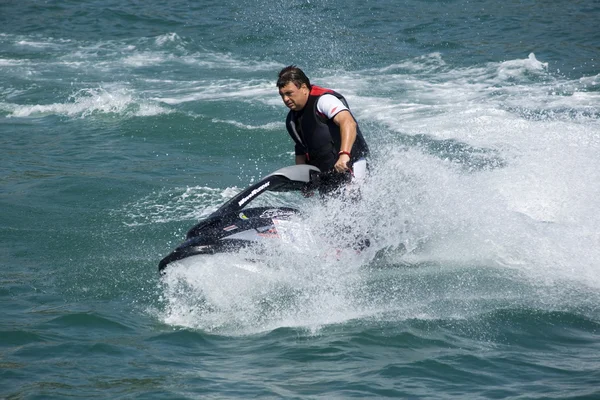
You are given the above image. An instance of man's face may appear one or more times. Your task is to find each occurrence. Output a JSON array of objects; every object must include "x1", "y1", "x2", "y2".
[{"x1": 279, "y1": 82, "x2": 309, "y2": 111}]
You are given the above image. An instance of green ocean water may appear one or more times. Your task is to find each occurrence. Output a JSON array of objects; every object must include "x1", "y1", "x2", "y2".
[{"x1": 1, "y1": 0, "x2": 600, "y2": 398}]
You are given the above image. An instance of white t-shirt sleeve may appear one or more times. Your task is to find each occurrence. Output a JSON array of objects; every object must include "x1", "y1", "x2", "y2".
[{"x1": 316, "y1": 94, "x2": 349, "y2": 119}]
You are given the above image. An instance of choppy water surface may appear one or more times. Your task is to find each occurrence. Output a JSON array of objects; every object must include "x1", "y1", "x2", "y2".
[{"x1": 1, "y1": 0, "x2": 599, "y2": 398}]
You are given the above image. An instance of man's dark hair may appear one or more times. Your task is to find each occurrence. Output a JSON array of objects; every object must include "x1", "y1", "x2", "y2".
[{"x1": 277, "y1": 65, "x2": 311, "y2": 89}]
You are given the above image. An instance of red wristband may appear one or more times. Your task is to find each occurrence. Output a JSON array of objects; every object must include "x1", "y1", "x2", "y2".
[{"x1": 338, "y1": 151, "x2": 351, "y2": 158}]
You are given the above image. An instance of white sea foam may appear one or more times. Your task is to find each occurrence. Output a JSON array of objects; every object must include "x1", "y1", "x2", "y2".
[
  {"x1": 17, "y1": 40, "x2": 57, "y2": 49},
  {"x1": 119, "y1": 186, "x2": 232, "y2": 226},
  {"x1": 154, "y1": 32, "x2": 182, "y2": 46},
  {"x1": 122, "y1": 52, "x2": 168, "y2": 67},
  {"x1": 6, "y1": 86, "x2": 172, "y2": 118},
  {"x1": 497, "y1": 52, "x2": 549, "y2": 78},
  {"x1": 333, "y1": 53, "x2": 600, "y2": 291},
  {"x1": 159, "y1": 230, "x2": 370, "y2": 335},
  {"x1": 0, "y1": 58, "x2": 26, "y2": 66},
  {"x1": 152, "y1": 80, "x2": 275, "y2": 104},
  {"x1": 375, "y1": 52, "x2": 447, "y2": 73},
  {"x1": 211, "y1": 119, "x2": 282, "y2": 130}
]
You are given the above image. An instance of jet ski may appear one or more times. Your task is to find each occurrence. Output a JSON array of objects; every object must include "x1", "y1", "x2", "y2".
[{"x1": 158, "y1": 165, "x2": 323, "y2": 274}]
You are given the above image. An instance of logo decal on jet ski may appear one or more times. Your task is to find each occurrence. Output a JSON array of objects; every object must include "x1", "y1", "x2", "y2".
[
  {"x1": 238, "y1": 181, "x2": 270, "y2": 207},
  {"x1": 256, "y1": 225, "x2": 279, "y2": 238},
  {"x1": 239, "y1": 212, "x2": 248, "y2": 220},
  {"x1": 260, "y1": 209, "x2": 296, "y2": 219}
]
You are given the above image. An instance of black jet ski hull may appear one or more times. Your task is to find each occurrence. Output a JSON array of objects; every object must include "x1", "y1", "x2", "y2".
[
  {"x1": 158, "y1": 165, "x2": 323, "y2": 274},
  {"x1": 159, "y1": 206, "x2": 299, "y2": 273}
]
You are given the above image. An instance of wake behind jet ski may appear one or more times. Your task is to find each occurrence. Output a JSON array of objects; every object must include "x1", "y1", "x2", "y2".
[{"x1": 158, "y1": 165, "x2": 329, "y2": 274}]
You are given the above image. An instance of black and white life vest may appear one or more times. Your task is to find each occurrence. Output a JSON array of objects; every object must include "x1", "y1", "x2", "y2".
[{"x1": 285, "y1": 85, "x2": 369, "y2": 172}]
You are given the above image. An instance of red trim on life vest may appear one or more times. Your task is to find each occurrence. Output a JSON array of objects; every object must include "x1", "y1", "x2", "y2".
[{"x1": 310, "y1": 85, "x2": 334, "y2": 96}]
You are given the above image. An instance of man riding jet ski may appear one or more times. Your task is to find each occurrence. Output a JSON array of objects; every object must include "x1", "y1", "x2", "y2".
[{"x1": 158, "y1": 164, "x2": 336, "y2": 274}]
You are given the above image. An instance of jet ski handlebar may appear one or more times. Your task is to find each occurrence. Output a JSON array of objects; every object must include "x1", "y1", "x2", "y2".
[{"x1": 206, "y1": 164, "x2": 355, "y2": 220}]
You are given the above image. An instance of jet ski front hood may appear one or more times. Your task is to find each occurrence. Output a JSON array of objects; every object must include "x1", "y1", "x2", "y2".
[{"x1": 158, "y1": 165, "x2": 321, "y2": 273}]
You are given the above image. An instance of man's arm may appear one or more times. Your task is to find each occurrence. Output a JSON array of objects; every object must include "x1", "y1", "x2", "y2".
[{"x1": 332, "y1": 110, "x2": 357, "y2": 172}]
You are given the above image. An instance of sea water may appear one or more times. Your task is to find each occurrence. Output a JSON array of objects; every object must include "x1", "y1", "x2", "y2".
[{"x1": 1, "y1": 0, "x2": 599, "y2": 398}]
